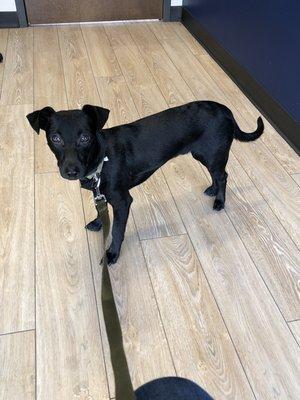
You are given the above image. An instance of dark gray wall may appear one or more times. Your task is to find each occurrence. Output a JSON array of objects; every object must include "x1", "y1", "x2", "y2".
[{"x1": 183, "y1": 0, "x2": 300, "y2": 122}]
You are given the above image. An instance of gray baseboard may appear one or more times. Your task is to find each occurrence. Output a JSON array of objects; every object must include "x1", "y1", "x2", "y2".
[
  {"x1": 0, "y1": 12, "x2": 19, "y2": 28},
  {"x1": 15, "y1": 0, "x2": 28, "y2": 27},
  {"x1": 163, "y1": 2, "x2": 182, "y2": 22},
  {"x1": 170, "y1": 6, "x2": 182, "y2": 21}
]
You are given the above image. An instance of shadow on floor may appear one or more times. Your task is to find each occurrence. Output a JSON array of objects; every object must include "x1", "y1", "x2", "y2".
[{"x1": 135, "y1": 377, "x2": 214, "y2": 400}]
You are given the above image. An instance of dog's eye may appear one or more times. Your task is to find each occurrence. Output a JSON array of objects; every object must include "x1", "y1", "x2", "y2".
[
  {"x1": 80, "y1": 134, "x2": 90, "y2": 143},
  {"x1": 51, "y1": 134, "x2": 62, "y2": 144}
]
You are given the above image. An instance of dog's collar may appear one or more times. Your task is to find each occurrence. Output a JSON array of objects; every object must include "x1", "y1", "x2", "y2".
[
  {"x1": 86, "y1": 156, "x2": 109, "y2": 202},
  {"x1": 86, "y1": 156, "x2": 109, "y2": 180}
]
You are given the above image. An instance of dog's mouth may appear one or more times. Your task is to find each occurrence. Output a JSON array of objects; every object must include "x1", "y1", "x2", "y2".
[
  {"x1": 63, "y1": 174, "x2": 80, "y2": 181},
  {"x1": 60, "y1": 166, "x2": 85, "y2": 181}
]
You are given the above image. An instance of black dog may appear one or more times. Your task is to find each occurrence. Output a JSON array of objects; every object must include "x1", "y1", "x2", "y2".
[{"x1": 27, "y1": 101, "x2": 263, "y2": 264}]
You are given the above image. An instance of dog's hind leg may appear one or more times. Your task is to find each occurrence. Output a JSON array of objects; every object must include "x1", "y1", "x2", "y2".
[
  {"x1": 192, "y1": 151, "x2": 228, "y2": 210},
  {"x1": 210, "y1": 169, "x2": 228, "y2": 211},
  {"x1": 207, "y1": 152, "x2": 229, "y2": 211},
  {"x1": 192, "y1": 151, "x2": 218, "y2": 197}
]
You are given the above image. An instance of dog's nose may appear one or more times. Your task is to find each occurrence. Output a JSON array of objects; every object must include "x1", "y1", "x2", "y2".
[{"x1": 66, "y1": 168, "x2": 79, "y2": 179}]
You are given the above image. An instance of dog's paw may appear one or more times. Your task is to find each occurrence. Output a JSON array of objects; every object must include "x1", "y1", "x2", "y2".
[
  {"x1": 105, "y1": 249, "x2": 119, "y2": 265},
  {"x1": 213, "y1": 199, "x2": 225, "y2": 211},
  {"x1": 80, "y1": 178, "x2": 93, "y2": 190},
  {"x1": 85, "y1": 218, "x2": 102, "y2": 231},
  {"x1": 204, "y1": 185, "x2": 217, "y2": 197}
]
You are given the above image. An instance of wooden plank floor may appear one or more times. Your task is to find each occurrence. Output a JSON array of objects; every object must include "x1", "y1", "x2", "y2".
[{"x1": 0, "y1": 21, "x2": 299, "y2": 400}]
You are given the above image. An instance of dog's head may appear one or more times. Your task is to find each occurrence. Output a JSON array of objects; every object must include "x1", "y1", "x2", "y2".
[{"x1": 27, "y1": 105, "x2": 109, "y2": 180}]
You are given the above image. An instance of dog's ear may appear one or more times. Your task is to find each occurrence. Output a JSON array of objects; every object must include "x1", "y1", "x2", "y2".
[
  {"x1": 82, "y1": 105, "x2": 110, "y2": 131},
  {"x1": 26, "y1": 107, "x2": 55, "y2": 134}
]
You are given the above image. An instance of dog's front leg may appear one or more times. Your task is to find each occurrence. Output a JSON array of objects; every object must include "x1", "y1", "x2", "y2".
[
  {"x1": 80, "y1": 178, "x2": 94, "y2": 191},
  {"x1": 86, "y1": 217, "x2": 102, "y2": 231},
  {"x1": 106, "y1": 193, "x2": 133, "y2": 265},
  {"x1": 80, "y1": 178, "x2": 103, "y2": 231}
]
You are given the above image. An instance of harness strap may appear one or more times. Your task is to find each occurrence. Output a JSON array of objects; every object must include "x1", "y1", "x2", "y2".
[
  {"x1": 96, "y1": 197, "x2": 136, "y2": 400},
  {"x1": 86, "y1": 156, "x2": 109, "y2": 180}
]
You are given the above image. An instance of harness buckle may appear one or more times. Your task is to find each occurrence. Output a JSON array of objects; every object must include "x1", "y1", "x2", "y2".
[{"x1": 93, "y1": 173, "x2": 106, "y2": 203}]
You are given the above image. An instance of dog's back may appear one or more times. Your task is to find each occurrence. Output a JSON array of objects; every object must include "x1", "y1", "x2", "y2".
[{"x1": 104, "y1": 100, "x2": 263, "y2": 176}]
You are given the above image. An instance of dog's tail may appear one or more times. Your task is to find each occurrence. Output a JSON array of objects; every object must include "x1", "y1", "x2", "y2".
[{"x1": 233, "y1": 116, "x2": 264, "y2": 142}]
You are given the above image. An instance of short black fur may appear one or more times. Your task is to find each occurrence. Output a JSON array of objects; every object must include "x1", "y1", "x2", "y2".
[{"x1": 27, "y1": 101, "x2": 264, "y2": 264}]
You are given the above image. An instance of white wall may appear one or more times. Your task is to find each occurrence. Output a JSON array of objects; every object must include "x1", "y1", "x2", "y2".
[
  {"x1": 171, "y1": 0, "x2": 183, "y2": 5},
  {"x1": 0, "y1": 0, "x2": 16, "y2": 12}
]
